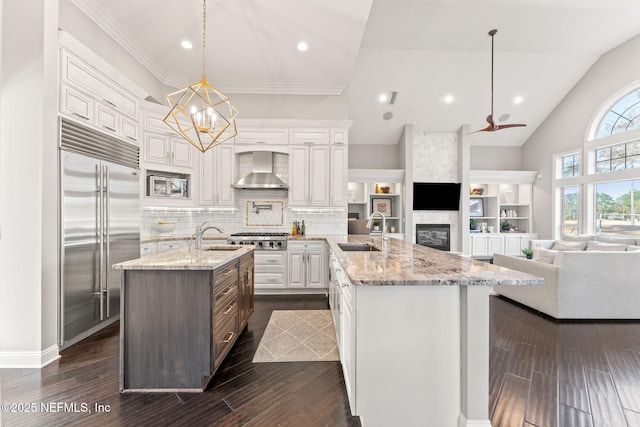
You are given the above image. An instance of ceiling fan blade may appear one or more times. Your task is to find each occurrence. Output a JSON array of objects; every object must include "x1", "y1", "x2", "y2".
[
  {"x1": 495, "y1": 123, "x2": 527, "y2": 130},
  {"x1": 468, "y1": 123, "x2": 496, "y2": 134}
]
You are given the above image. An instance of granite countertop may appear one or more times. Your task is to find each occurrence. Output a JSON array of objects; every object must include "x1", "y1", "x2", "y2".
[
  {"x1": 113, "y1": 245, "x2": 254, "y2": 271},
  {"x1": 326, "y1": 235, "x2": 543, "y2": 287}
]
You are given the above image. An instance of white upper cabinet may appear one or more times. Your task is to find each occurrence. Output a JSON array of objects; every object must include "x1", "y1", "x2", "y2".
[
  {"x1": 331, "y1": 144, "x2": 348, "y2": 206},
  {"x1": 289, "y1": 145, "x2": 330, "y2": 207},
  {"x1": 142, "y1": 132, "x2": 194, "y2": 168},
  {"x1": 198, "y1": 144, "x2": 235, "y2": 207},
  {"x1": 59, "y1": 49, "x2": 139, "y2": 145},
  {"x1": 236, "y1": 127, "x2": 288, "y2": 145},
  {"x1": 290, "y1": 128, "x2": 330, "y2": 145},
  {"x1": 288, "y1": 126, "x2": 349, "y2": 208}
]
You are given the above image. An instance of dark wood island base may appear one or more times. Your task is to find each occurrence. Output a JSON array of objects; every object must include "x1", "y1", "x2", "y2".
[{"x1": 116, "y1": 250, "x2": 254, "y2": 392}]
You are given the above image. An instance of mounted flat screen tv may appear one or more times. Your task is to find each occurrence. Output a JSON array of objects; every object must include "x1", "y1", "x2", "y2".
[{"x1": 413, "y1": 182, "x2": 461, "y2": 211}]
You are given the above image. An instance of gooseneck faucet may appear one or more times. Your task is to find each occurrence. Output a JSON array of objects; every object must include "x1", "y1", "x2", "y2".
[
  {"x1": 367, "y1": 211, "x2": 388, "y2": 242},
  {"x1": 195, "y1": 221, "x2": 224, "y2": 249}
]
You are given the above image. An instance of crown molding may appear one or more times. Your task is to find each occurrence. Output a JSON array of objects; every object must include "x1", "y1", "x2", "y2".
[{"x1": 69, "y1": 0, "x2": 170, "y2": 84}]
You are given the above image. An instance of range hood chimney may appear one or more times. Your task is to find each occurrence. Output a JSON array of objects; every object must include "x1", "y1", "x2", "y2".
[{"x1": 232, "y1": 151, "x2": 288, "y2": 189}]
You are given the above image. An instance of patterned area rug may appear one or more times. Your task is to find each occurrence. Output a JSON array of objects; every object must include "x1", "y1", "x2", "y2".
[{"x1": 252, "y1": 310, "x2": 339, "y2": 363}]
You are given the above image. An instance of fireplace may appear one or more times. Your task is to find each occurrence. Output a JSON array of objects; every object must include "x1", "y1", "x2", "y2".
[{"x1": 416, "y1": 224, "x2": 451, "y2": 251}]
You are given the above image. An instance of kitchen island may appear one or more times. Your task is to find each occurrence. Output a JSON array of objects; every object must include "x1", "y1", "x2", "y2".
[
  {"x1": 113, "y1": 245, "x2": 254, "y2": 393},
  {"x1": 325, "y1": 235, "x2": 542, "y2": 427}
]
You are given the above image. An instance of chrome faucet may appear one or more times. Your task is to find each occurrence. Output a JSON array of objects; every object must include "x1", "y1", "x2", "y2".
[
  {"x1": 195, "y1": 221, "x2": 224, "y2": 249},
  {"x1": 367, "y1": 211, "x2": 388, "y2": 242}
]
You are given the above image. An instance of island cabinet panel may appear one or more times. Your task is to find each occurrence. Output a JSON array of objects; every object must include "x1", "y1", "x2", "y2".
[
  {"x1": 120, "y1": 256, "x2": 251, "y2": 393},
  {"x1": 121, "y1": 270, "x2": 212, "y2": 392},
  {"x1": 238, "y1": 253, "x2": 255, "y2": 329}
]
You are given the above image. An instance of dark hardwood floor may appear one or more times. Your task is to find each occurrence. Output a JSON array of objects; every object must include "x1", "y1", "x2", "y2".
[
  {"x1": 490, "y1": 295, "x2": 640, "y2": 427},
  {"x1": 3, "y1": 294, "x2": 640, "y2": 426},
  {"x1": 0, "y1": 295, "x2": 359, "y2": 427}
]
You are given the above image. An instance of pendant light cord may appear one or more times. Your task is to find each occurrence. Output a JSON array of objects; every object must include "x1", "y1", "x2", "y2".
[{"x1": 201, "y1": 0, "x2": 207, "y2": 80}]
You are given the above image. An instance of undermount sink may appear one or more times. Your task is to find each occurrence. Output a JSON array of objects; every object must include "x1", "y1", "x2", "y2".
[
  {"x1": 202, "y1": 245, "x2": 240, "y2": 251},
  {"x1": 338, "y1": 243, "x2": 381, "y2": 252}
]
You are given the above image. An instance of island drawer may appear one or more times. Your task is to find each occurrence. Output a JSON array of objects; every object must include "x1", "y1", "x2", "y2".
[
  {"x1": 214, "y1": 263, "x2": 238, "y2": 291},
  {"x1": 214, "y1": 282, "x2": 238, "y2": 314},
  {"x1": 213, "y1": 306, "x2": 239, "y2": 367}
]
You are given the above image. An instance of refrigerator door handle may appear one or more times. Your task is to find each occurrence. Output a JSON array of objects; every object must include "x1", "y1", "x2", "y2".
[
  {"x1": 98, "y1": 163, "x2": 105, "y2": 322},
  {"x1": 105, "y1": 164, "x2": 111, "y2": 318}
]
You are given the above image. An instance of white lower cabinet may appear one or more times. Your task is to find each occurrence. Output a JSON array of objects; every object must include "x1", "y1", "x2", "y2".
[
  {"x1": 340, "y1": 275, "x2": 356, "y2": 415},
  {"x1": 287, "y1": 241, "x2": 327, "y2": 288},
  {"x1": 140, "y1": 242, "x2": 157, "y2": 257},
  {"x1": 469, "y1": 233, "x2": 538, "y2": 258},
  {"x1": 503, "y1": 233, "x2": 537, "y2": 256},
  {"x1": 254, "y1": 251, "x2": 287, "y2": 289},
  {"x1": 157, "y1": 240, "x2": 183, "y2": 253}
]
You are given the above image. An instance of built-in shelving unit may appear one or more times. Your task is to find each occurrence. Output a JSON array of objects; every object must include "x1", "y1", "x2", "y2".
[
  {"x1": 347, "y1": 169, "x2": 405, "y2": 235},
  {"x1": 465, "y1": 170, "x2": 538, "y2": 258}
]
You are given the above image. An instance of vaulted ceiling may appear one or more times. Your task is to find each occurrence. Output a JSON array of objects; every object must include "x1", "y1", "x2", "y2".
[{"x1": 71, "y1": 0, "x2": 640, "y2": 146}]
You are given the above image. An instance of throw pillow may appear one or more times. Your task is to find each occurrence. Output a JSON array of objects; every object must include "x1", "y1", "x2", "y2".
[
  {"x1": 626, "y1": 245, "x2": 640, "y2": 252},
  {"x1": 560, "y1": 233, "x2": 595, "y2": 242},
  {"x1": 535, "y1": 248, "x2": 558, "y2": 264},
  {"x1": 586, "y1": 241, "x2": 627, "y2": 251},
  {"x1": 551, "y1": 240, "x2": 586, "y2": 251},
  {"x1": 595, "y1": 235, "x2": 637, "y2": 246}
]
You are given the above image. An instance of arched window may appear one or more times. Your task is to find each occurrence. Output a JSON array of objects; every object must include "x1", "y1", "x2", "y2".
[{"x1": 596, "y1": 88, "x2": 640, "y2": 138}]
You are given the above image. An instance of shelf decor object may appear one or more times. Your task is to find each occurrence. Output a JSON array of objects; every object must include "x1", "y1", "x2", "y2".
[
  {"x1": 371, "y1": 198, "x2": 392, "y2": 215},
  {"x1": 163, "y1": 0, "x2": 238, "y2": 153},
  {"x1": 469, "y1": 197, "x2": 484, "y2": 217}
]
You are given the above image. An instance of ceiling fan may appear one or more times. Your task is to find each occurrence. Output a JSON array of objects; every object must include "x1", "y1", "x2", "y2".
[{"x1": 471, "y1": 29, "x2": 526, "y2": 133}]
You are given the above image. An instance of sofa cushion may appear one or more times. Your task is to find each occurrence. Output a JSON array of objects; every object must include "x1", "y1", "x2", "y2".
[
  {"x1": 560, "y1": 233, "x2": 595, "y2": 242},
  {"x1": 595, "y1": 235, "x2": 637, "y2": 245},
  {"x1": 552, "y1": 240, "x2": 586, "y2": 251},
  {"x1": 586, "y1": 240, "x2": 628, "y2": 251},
  {"x1": 627, "y1": 245, "x2": 640, "y2": 252},
  {"x1": 534, "y1": 248, "x2": 558, "y2": 264}
]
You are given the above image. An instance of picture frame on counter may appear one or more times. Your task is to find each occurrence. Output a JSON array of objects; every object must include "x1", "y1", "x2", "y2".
[
  {"x1": 371, "y1": 198, "x2": 392, "y2": 215},
  {"x1": 469, "y1": 197, "x2": 484, "y2": 217}
]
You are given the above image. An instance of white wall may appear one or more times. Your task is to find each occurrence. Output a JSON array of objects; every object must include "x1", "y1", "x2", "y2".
[
  {"x1": 470, "y1": 146, "x2": 521, "y2": 170},
  {"x1": 0, "y1": 0, "x2": 60, "y2": 366},
  {"x1": 522, "y1": 33, "x2": 640, "y2": 238},
  {"x1": 349, "y1": 144, "x2": 400, "y2": 169},
  {"x1": 221, "y1": 92, "x2": 349, "y2": 120},
  {"x1": 59, "y1": 0, "x2": 164, "y2": 102}
]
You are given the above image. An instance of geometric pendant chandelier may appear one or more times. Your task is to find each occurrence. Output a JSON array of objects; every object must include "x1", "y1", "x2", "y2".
[{"x1": 163, "y1": 0, "x2": 238, "y2": 153}]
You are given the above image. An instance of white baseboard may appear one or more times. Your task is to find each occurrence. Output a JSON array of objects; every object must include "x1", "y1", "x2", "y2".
[
  {"x1": 0, "y1": 345, "x2": 60, "y2": 368},
  {"x1": 458, "y1": 414, "x2": 492, "y2": 427}
]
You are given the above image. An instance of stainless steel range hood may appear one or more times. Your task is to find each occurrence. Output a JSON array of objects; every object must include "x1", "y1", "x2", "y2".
[{"x1": 232, "y1": 151, "x2": 288, "y2": 189}]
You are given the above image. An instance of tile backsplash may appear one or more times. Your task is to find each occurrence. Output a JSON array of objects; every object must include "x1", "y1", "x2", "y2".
[{"x1": 143, "y1": 189, "x2": 347, "y2": 238}]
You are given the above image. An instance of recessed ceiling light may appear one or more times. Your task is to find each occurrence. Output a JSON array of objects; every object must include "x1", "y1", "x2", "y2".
[
  {"x1": 444, "y1": 94, "x2": 454, "y2": 104},
  {"x1": 297, "y1": 41, "x2": 308, "y2": 52},
  {"x1": 514, "y1": 96, "x2": 524, "y2": 104},
  {"x1": 181, "y1": 40, "x2": 193, "y2": 49},
  {"x1": 378, "y1": 94, "x2": 388, "y2": 103},
  {"x1": 382, "y1": 112, "x2": 393, "y2": 120}
]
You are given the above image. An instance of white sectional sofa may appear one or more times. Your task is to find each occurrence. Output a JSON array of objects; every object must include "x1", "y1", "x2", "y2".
[{"x1": 493, "y1": 234, "x2": 640, "y2": 319}]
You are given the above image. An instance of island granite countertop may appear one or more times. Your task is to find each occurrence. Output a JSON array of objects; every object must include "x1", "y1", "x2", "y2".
[
  {"x1": 113, "y1": 244, "x2": 254, "y2": 270},
  {"x1": 326, "y1": 235, "x2": 542, "y2": 287}
]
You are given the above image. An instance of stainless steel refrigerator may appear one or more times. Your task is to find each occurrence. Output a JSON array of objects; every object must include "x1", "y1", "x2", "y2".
[{"x1": 59, "y1": 119, "x2": 140, "y2": 349}]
